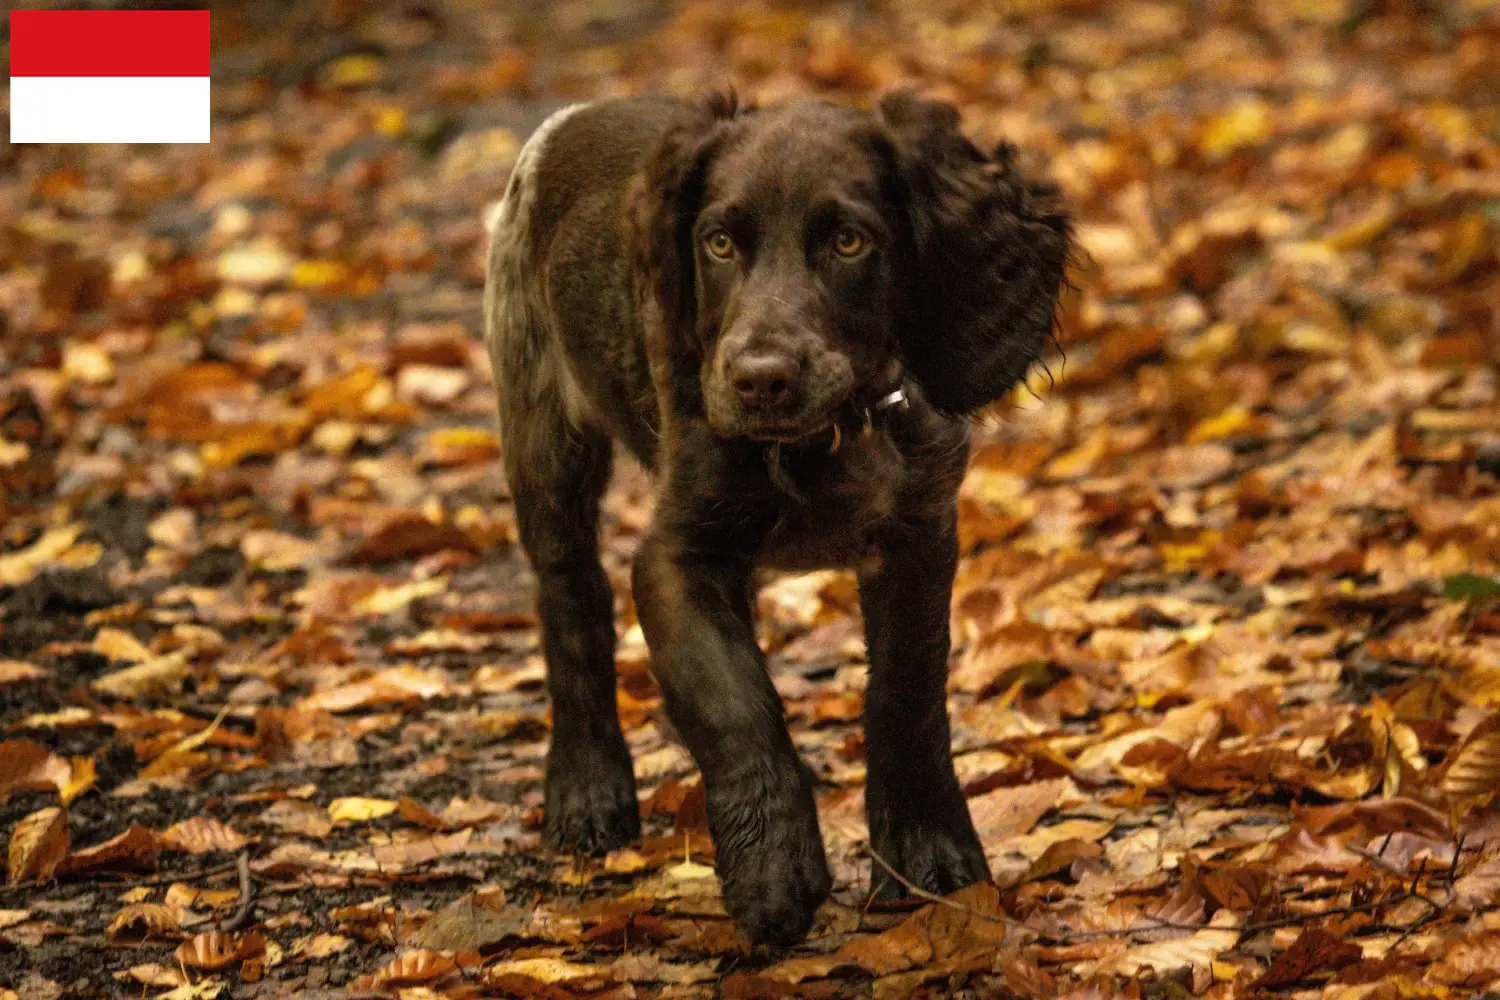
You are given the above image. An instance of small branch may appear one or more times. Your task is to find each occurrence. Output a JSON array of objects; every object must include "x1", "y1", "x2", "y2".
[
  {"x1": 862, "y1": 845, "x2": 1457, "y2": 947},
  {"x1": 863, "y1": 846, "x2": 1022, "y2": 929},
  {"x1": 0, "y1": 858, "x2": 242, "y2": 897},
  {"x1": 218, "y1": 850, "x2": 256, "y2": 933}
]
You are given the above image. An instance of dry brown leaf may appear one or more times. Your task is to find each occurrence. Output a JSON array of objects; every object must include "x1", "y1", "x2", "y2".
[
  {"x1": 1252, "y1": 926, "x2": 1362, "y2": 989},
  {"x1": 107, "y1": 902, "x2": 181, "y2": 943},
  {"x1": 1427, "y1": 930, "x2": 1500, "y2": 986},
  {"x1": 0, "y1": 740, "x2": 72, "y2": 803},
  {"x1": 7, "y1": 807, "x2": 69, "y2": 883},
  {"x1": 968, "y1": 779, "x2": 1068, "y2": 843},
  {"x1": 258, "y1": 799, "x2": 334, "y2": 839},
  {"x1": 160, "y1": 817, "x2": 250, "y2": 854},
  {"x1": 58, "y1": 824, "x2": 158, "y2": 876},
  {"x1": 1452, "y1": 854, "x2": 1500, "y2": 915},
  {"x1": 1094, "y1": 911, "x2": 1240, "y2": 976},
  {"x1": 1443, "y1": 714, "x2": 1500, "y2": 799}
]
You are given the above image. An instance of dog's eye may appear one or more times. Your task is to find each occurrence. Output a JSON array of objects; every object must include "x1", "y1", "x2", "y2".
[
  {"x1": 832, "y1": 227, "x2": 867, "y2": 258},
  {"x1": 703, "y1": 229, "x2": 735, "y2": 260}
]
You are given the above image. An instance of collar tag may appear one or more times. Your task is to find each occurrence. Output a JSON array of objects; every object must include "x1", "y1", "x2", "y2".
[{"x1": 874, "y1": 388, "x2": 908, "y2": 411}]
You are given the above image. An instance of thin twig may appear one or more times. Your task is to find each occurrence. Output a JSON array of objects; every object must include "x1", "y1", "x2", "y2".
[
  {"x1": 864, "y1": 846, "x2": 1023, "y2": 929},
  {"x1": 864, "y1": 844, "x2": 1451, "y2": 945},
  {"x1": 0, "y1": 858, "x2": 242, "y2": 897},
  {"x1": 218, "y1": 850, "x2": 256, "y2": 932}
]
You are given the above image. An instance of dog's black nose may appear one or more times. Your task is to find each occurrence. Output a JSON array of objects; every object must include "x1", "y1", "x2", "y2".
[{"x1": 731, "y1": 353, "x2": 799, "y2": 410}]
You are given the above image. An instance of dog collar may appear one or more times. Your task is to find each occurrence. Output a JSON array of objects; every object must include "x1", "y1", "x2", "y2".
[{"x1": 826, "y1": 385, "x2": 908, "y2": 454}]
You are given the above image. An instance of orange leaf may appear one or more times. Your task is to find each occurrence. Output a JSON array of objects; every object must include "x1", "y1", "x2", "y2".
[
  {"x1": 58, "y1": 824, "x2": 158, "y2": 876},
  {"x1": 369, "y1": 949, "x2": 457, "y2": 987},
  {"x1": 174, "y1": 930, "x2": 266, "y2": 970}
]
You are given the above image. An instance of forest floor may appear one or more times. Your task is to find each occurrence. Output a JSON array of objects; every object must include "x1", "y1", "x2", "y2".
[{"x1": 3, "y1": 1, "x2": 1500, "y2": 998}]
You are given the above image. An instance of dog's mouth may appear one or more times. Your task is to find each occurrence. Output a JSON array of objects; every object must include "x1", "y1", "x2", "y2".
[{"x1": 742, "y1": 419, "x2": 832, "y2": 444}]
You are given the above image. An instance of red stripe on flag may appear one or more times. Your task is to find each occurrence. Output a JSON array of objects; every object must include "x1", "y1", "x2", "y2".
[{"x1": 10, "y1": 10, "x2": 210, "y2": 77}]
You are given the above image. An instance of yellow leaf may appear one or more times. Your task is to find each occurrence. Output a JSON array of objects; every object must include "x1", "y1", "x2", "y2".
[
  {"x1": 0, "y1": 525, "x2": 84, "y2": 587},
  {"x1": 374, "y1": 107, "x2": 407, "y2": 137},
  {"x1": 328, "y1": 797, "x2": 399, "y2": 823},
  {"x1": 290, "y1": 260, "x2": 350, "y2": 289},
  {"x1": 62, "y1": 343, "x2": 114, "y2": 384},
  {"x1": 59, "y1": 757, "x2": 96, "y2": 806},
  {"x1": 1188, "y1": 406, "x2": 1253, "y2": 443},
  {"x1": 484, "y1": 958, "x2": 608, "y2": 985},
  {"x1": 1199, "y1": 99, "x2": 1273, "y2": 161},
  {"x1": 321, "y1": 53, "x2": 384, "y2": 89}
]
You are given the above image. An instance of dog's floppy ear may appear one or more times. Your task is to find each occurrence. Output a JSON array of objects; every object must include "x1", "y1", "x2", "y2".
[
  {"x1": 627, "y1": 93, "x2": 742, "y2": 412},
  {"x1": 877, "y1": 91, "x2": 1071, "y2": 416}
]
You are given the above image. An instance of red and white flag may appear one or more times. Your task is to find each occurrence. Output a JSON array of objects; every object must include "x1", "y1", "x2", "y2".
[{"x1": 9, "y1": 10, "x2": 210, "y2": 144}]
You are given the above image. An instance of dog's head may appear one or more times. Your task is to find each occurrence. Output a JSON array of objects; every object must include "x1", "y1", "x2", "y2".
[{"x1": 629, "y1": 91, "x2": 1071, "y2": 441}]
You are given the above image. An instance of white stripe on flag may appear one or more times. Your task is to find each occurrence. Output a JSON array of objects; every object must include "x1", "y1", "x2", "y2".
[{"x1": 10, "y1": 76, "x2": 210, "y2": 144}]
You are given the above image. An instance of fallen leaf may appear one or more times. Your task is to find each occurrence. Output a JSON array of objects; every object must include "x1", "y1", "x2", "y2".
[
  {"x1": 92, "y1": 627, "x2": 153, "y2": 662},
  {"x1": 0, "y1": 741, "x2": 72, "y2": 803},
  {"x1": 1252, "y1": 927, "x2": 1362, "y2": 988},
  {"x1": 368, "y1": 949, "x2": 457, "y2": 987},
  {"x1": 329, "y1": 797, "x2": 400, "y2": 823},
  {"x1": 160, "y1": 818, "x2": 250, "y2": 854},
  {"x1": 0, "y1": 661, "x2": 47, "y2": 685},
  {"x1": 7, "y1": 807, "x2": 69, "y2": 883},
  {"x1": 1095, "y1": 912, "x2": 1240, "y2": 977},
  {"x1": 91, "y1": 651, "x2": 191, "y2": 699},
  {"x1": 58, "y1": 824, "x2": 158, "y2": 876},
  {"x1": 174, "y1": 930, "x2": 266, "y2": 970},
  {"x1": 108, "y1": 903, "x2": 181, "y2": 943},
  {"x1": 0, "y1": 526, "x2": 84, "y2": 587}
]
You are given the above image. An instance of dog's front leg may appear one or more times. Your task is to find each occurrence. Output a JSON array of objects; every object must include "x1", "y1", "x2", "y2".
[
  {"x1": 860, "y1": 512, "x2": 990, "y2": 900},
  {"x1": 633, "y1": 533, "x2": 830, "y2": 945}
]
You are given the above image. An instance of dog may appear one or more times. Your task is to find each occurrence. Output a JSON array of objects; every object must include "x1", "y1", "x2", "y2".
[{"x1": 483, "y1": 90, "x2": 1070, "y2": 945}]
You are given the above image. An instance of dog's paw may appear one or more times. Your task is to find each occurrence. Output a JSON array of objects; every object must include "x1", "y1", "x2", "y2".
[
  {"x1": 543, "y1": 749, "x2": 640, "y2": 853},
  {"x1": 712, "y1": 773, "x2": 831, "y2": 946},
  {"x1": 719, "y1": 823, "x2": 831, "y2": 946},
  {"x1": 870, "y1": 811, "x2": 990, "y2": 902}
]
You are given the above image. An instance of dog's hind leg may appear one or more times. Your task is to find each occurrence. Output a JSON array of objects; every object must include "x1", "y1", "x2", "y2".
[
  {"x1": 493, "y1": 349, "x2": 639, "y2": 852},
  {"x1": 484, "y1": 122, "x2": 639, "y2": 853}
]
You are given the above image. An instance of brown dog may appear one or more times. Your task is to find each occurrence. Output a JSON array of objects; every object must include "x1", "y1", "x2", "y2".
[{"x1": 484, "y1": 91, "x2": 1070, "y2": 944}]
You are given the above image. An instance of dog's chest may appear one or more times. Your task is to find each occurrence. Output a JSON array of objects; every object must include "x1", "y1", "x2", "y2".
[{"x1": 757, "y1": 432, "x2": 903, "y2": 571}]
